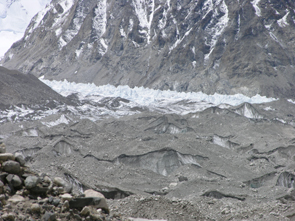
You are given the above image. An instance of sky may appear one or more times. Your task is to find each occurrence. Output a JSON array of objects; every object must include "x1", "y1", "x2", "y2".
[{"x1": 0, "y1": 0, "x2": 51, "y2": 58}]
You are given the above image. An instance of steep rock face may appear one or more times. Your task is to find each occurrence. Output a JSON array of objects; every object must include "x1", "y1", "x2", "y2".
[{"x1": 1, "y1": 0, "x2": 295, "y2": 97}]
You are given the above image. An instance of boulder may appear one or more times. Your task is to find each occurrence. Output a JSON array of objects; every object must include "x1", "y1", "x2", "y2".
[
  {"x1": 6, "y1": 174, "x2": 22, "y2": 188},
  {"x1": 0, "y1": 153, "x2": 15, "y2": 161},
  {"x1": 69, "y1": 197, "x2": 109, "y2": 213},
  {"x1": 3, "y1": 160, "x2": 20, "y2": 174},
  {"x1": 25, "y1": 176, "x2": 40, "y2": 189},
  {"x1": 84, "y1": 189, "x2": 105, "y2": 198},
  {"x1": 53, "y1": 177, "x2": 72, "y2": 193}
]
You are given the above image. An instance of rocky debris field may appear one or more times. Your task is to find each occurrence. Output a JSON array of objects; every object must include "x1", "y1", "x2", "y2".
[
  {"x1": 0, "y1": 142, "x2": 128, "y2": 221},
  {"x1": 2, "y1": 97, "x2": 295, "y2": 220}
]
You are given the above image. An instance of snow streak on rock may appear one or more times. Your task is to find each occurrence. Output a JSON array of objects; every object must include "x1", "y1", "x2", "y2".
[
  {"x1": 251, "y1": 0, "x2": 261, "y2": 17},
  {"x1": 204, "y1": 0, "x2": 229, "y2": 61},
  {"x1": 277, "y1": 10, "x2": 289, "y2": 28},
  {"x1": 132, "y1": 0, "x2": 155, "y2": 43},
  {"x1": 158, "y1": 0, "x2": 170, "y2": 30},
  {"x1": 61, "y1": 1, "x2": 87, "y2": 46},
  {"x1": 54, "y1": 0, "x2": 75, "y2": 49},
  {"x1": 92, "y1": 0, "x2": 107, "y2": 40}
]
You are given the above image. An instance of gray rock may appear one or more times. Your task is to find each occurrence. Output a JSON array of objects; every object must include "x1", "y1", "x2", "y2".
[
  {"x1": 61, "y1": 200, "x2": 69, "y2": 212},
  {"x1": 25, "y1": 176, "x2": 40, "y2": 189},
  {"x1": 52, "y1": 198, "x2": 60, "y2": 206},
  {"x1": 0, "y1": 153, "x2": 15, "y2": 161},
  {"x1": 3, "y1": 160, "x2": 20, "y2": 174},
  {"x1": 7, "y1": 195, "x2": 25, "y2": 203},
  {"x1": 31, "y1": 203, "x2": 41, "y2": 213},
  {"x1": 6, "y1": 174, "x2": 22, "y2": 188},
  {"x1": 53, "y1": 177, "x2": 72, "y2": 193},
  {"x1": 80, "y1": 206, "x2": 91, "y2": 217},
  {"x1": 42, "y1": 212, "x2": 56, "y2": 221},
  {"x1": 14, "y1": 154, "x2": 26, "y2": 167},
  {"x1": 84, "y1": 189, "x2": 105, "y2": 199}
]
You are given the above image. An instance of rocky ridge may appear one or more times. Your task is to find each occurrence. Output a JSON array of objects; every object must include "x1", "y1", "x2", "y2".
[{"x1": 1, "y1": 0, "x2": 295, "y2": 98}]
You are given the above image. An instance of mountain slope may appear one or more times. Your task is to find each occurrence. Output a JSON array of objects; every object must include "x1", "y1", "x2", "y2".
[
  {"x1": 0, "y1": 66, "x2": 66, "y2": 106},
  {"x1": 1, "y1": 0, "x2": 295, "y2": 98},
  {"x1": 0, "y1": 0, "x2": 51, "y2": 57}
]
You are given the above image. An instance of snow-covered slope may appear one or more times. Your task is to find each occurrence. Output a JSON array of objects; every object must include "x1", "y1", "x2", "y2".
[{"x1": 0, "y1": 0, "x2": 51, "y2": 58}]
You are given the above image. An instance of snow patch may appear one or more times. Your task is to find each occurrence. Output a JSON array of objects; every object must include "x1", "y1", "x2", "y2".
[
  {"x1": 92, "y1": 0, "x2": 107, "y2": 40},
  {"x1": 277, "y1": 10, "x2": 289, "y2": 28},
  {"x1": 287, "y1": 99, "x2": 295, "y2": 104},
  {"x1": 251, "y1": 0, "x2": 261, "y2": 17},
  {"x1": 132, "y1": 0, "x2": 155, "y2": 44},
  {"x1": 264, "y1": 106, "x2": 275, "y2": 111},
  {"x1": 98, "y1": 38, "x2": 108, "y2": 56},
  {"x1": 169, "y1": 28, "x2": 192, "y2": 52},
  {"x1": 0, "y1": 0, "x2": 51, "y2": 57},
  {"x1": 158, "y1": 0, "x2": 170, "y2": 30},
  {"x1": 42, "y1": 114, "x2": 70, "y2": 127},
  {"x1": 204, "y1": 0, "x2": 229, "y2": 60},
  {"x1": 192, "y1": 61, "x2": 197, "y2": 68}
]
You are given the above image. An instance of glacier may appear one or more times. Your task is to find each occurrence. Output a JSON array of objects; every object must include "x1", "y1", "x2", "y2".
[
  {"x1": 40, "y1": 78, "x2": 277, "y2": 108},
  {"x1": 1, "y1": 77, "x2": 277, "y2": 124}
]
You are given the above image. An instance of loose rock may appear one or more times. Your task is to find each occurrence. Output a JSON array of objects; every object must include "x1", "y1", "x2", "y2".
[
  {"x1": 3, "y1": 160, "x2": 20, "y2": 174},
  {"x1": 60, "y1": 193, "x2": 72, "y2": 201},
  {"x1": 24, "y1": 176, "x2": 39, "y2": 189},
  {"x1": 53, "y1": 177, "x2": 72, "y2": 193},
  {"x1": 6, "y1": 174, "x2": 22, "y2": 188},
  {"x1": 42, "y1": 211, "x2": 56, "y2": 221},
  {"x1": 80, "y1": 206, "x2": 91, "y2": 216},
  {"x1": 31, "y1": 203, "x2": 41, "y2": 213},
  {"x1": 84, "y1": 189, "x2": 105, "y2": 199},
  {"x1": 0, "y1": 153, "x2": 15, "y2": 162},
  {"x1": 62, "y1": 200, "x2": 70, "y2": 212},
  {"x1": 15, "y1": 154, "x2": 26, "y2": 166},
  {"x1": 7, "y1": 194, "x2": 25, "y2": 203}
]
